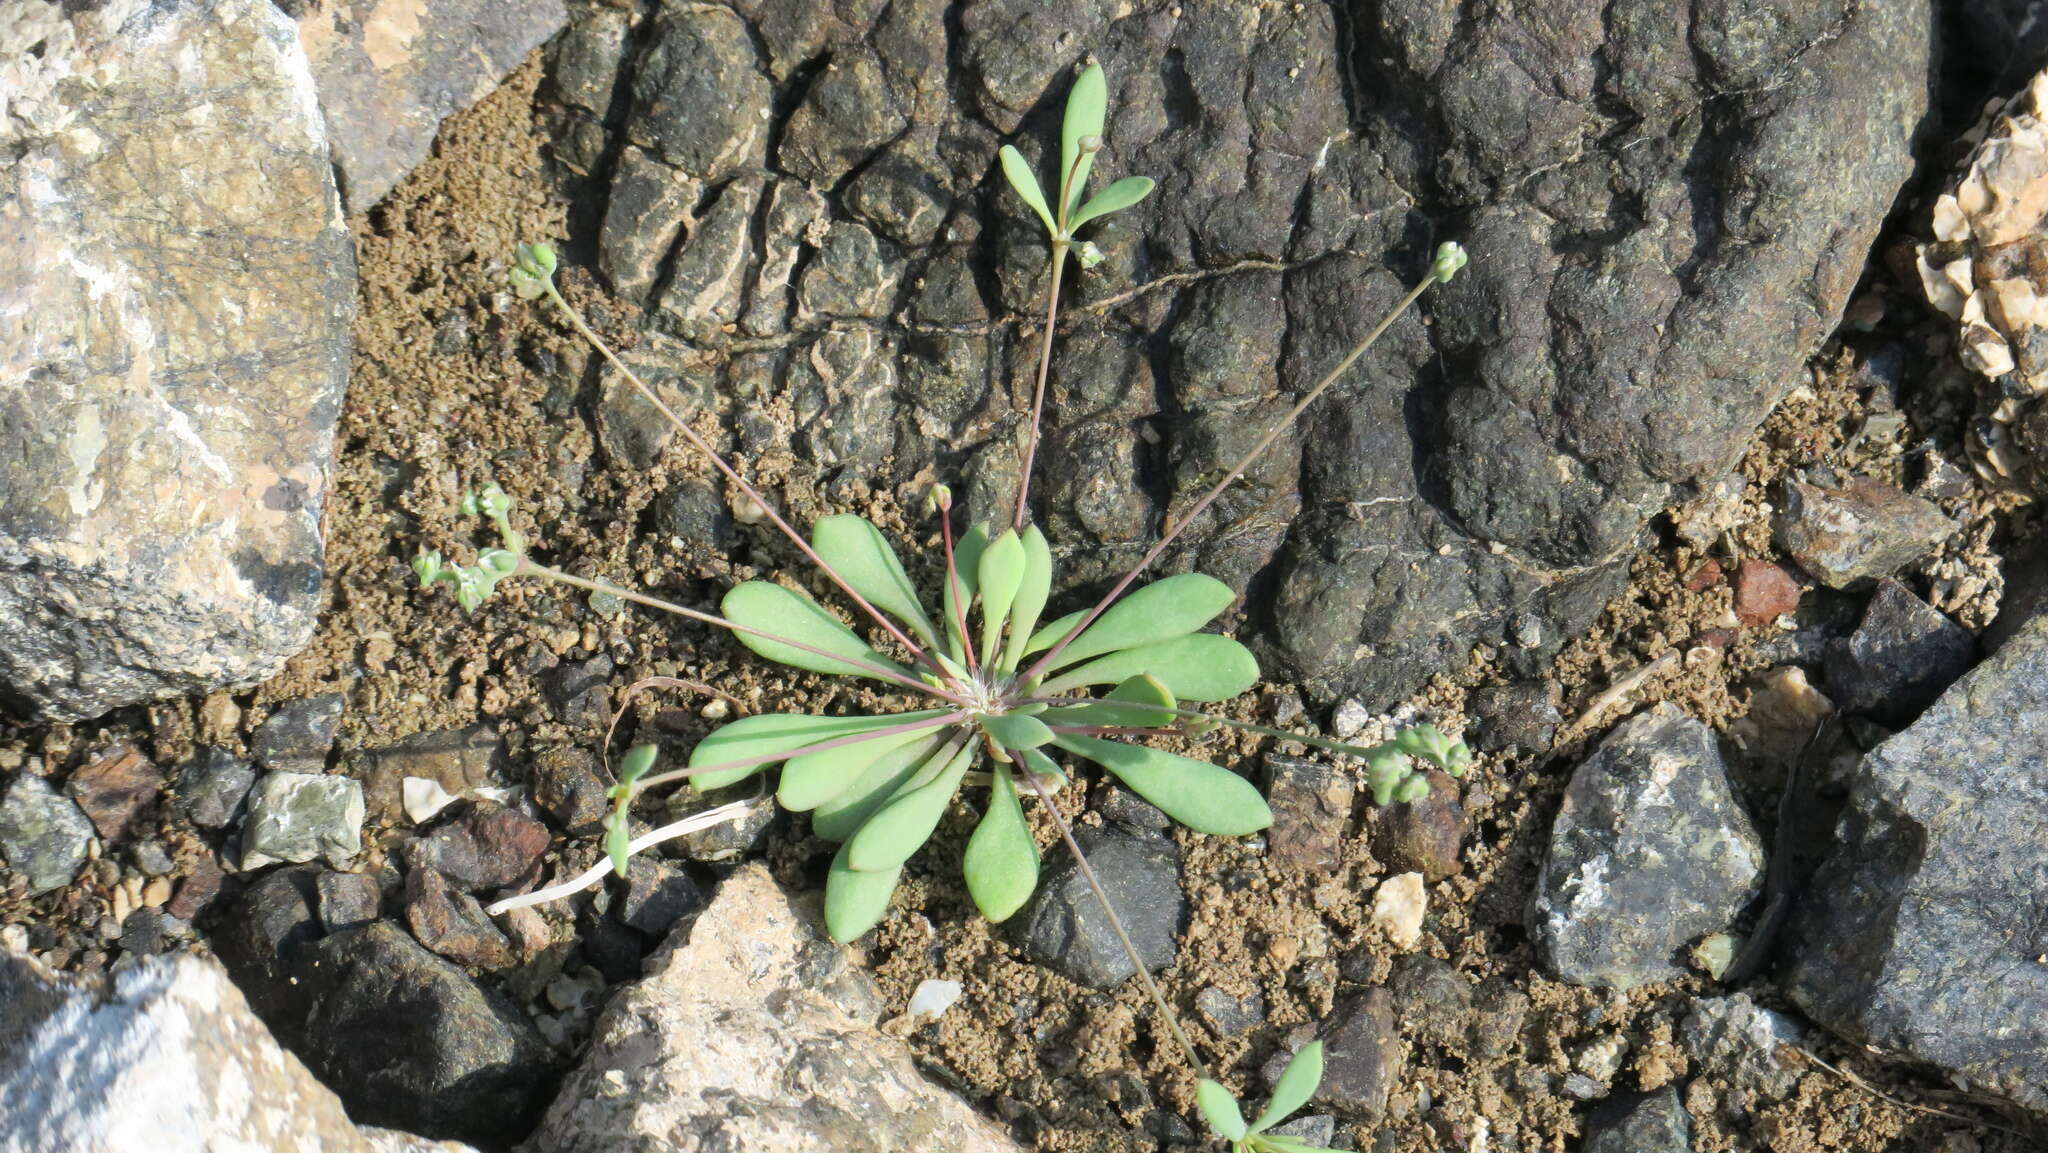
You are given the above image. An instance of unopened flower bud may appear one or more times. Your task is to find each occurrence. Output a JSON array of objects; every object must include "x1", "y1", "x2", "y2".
[
  {"x1": 1078, "y1": 134, "x2": 1104, "y2": 154},
  {"x1": 1431, "y1": 241, "x2": 1468, "y2": 284}
]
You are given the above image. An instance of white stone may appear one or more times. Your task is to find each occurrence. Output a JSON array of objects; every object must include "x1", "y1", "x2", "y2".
[{"x1": 1371, "y1": 871, "x2": 1427, "y2": 950}]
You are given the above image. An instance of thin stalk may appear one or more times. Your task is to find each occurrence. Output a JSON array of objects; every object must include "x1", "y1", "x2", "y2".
[
  {"x1": 484, "y1": 797, "x2": 758, "y2": 915},
  {"x1": 541, "y1": 282, "x2": 953, "y2": 687},
  {"x1": 1025, "y1": 772, "x2": 1209, "y2": 1082},
  {"x1": 939, "y1": 508, "x2": 978, "y2": 675},
  {"x1": 632, "y1": 711, "x2": 967, "y2": 791},
  {"x1": 1022, "y1": 274, "x2": 1437, "y2": 682},
  {"x1": 521, "y1": 559, "x2": 973, "y2": 707},
  {"x1": 1028, "y1": 697, "x2": 1409, "y2": 763},
  {"x1": 1011, "y1": 245, "x2": 1068, "y2": 531}
]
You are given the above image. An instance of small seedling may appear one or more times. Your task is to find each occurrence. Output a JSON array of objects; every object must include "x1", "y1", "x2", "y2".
[
  {"x1": 425, "y1": 60, "x2": 1470, "y2": 1147},
  {"x1": 1198, "y1": 1043, "x2": 1340, "y2": 1152}
]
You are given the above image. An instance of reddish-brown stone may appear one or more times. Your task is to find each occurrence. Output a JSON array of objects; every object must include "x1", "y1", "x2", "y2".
[{"x1": 1734, "y1": 560, "x2": 1802, "y2": 627}]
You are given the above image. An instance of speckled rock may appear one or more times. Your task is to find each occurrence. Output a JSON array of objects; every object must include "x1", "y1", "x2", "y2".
[
  {"x1": 1681, "y1": 994, "x2": 1805, "y2": 1107},
  {"x1": 0, "y1": 774, "x2": 94, "y2": 895},
  {"x1": 0, "y1": 950, "x2": 480, "y2": 1153},
  {"x1": 1580, "y1": 1087, "x2": 1692, "y2": 1153},
  {"x1": 1786, "y1": 612, "x2": 2048, "y2": 1115},
  {"x1": 238, "y1": 772, "x2": 366, "y2": 870},
  {"x1": 173, "y1": 747, "x2": 256, "y2": 829},
  {"x1": 292, "y1": 0, "x2": 568, "y2": 210},
  {"x1": 1531, "y1": 704, "x2": 1765, "y2": 989},
  {"x1": 1776, "y1": 478, "x2": 1955, "y2": 588},
  {"x1": 0, "y1": 0, "x2": 355, "y2": 721},
  {"x1": 253, "y1": 692, "x2": 346, "y2": 771},
  {"x1": 526, "y1": 864, "x2": 1027, "y2": 1153}
]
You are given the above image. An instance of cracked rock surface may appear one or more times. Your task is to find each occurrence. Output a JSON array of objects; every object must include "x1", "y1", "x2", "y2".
[{"x1": 544, "y1": 0, "x2": 1932, "y2": 706}]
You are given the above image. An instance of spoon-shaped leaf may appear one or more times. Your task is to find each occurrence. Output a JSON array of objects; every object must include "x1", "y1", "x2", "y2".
[
  {"x1": 1250, "y1": 1041, "x2": 1323, "y2": 1133},
  {"x1": 1061, "y1": 63, "x2": 1107, "y2": 218},
  {"x1": 812, "y1": 734, "x2": 953, "y2": 842},
  {"x1": 1000, "y1": 145, "x2": 1055, "y2": 235},
  {"x1": 1068, "y1": 176, "x2": 1153, "y2": 231},
  {"x1": 978, "y1": 712, "x2": 1054, "y2": 752},
  {"x1": 845, "y1": 741, "x2": 977, "y2": 872},
  {"x1": 824, "y1": 840, "x2": 903, "y2": 941},
  {"x1": 689, "y1": 710, "x2": 947, "y2": 790},
  {"x1": 977, "y1": 529, "x2": 1026, "y2": 667},
  {"x1": 1025, "y1": 573, "x2": 1235, "y2": 668},
  {"x1": 812, "y1": 514, "x2": 938, "y2": 646},
  {"x1": 1040, "y1": 673, "x2": 1177, "y2": 728},
  {"x1": 1040, "y1": 633, "x2": 1258, "y2": 702},
  {"x1": 779, "y1": 719, "x2": 956, "y2": 811},
  {"x1": 1196, "y1": 1079, "x2": 1248, "y2": 1143},
  {"x1": 723, "y1": 581, "x2": 910, "y2": 682},
  {"x1": 1053, "y1": 733, "x2": 1272, "y2": 835},
  {"x1": 1000, "y1": 525, "x2": 1053, "y2": 673},
  {"x1": 963, "y1": 763, "x2": 1038, "y2": 922}
]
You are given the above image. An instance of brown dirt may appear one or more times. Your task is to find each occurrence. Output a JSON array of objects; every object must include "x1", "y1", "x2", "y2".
[{"x1": 3, "y1": 55, "x2": 2038, "y2": 1153}]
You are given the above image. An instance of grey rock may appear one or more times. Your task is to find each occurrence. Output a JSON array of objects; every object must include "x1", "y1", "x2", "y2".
[
  {"x1": 0, "y1": 951, "x2": 481, "y2": 1153},
  {"x1": 1467, "y1": 680, "x2": 1565, "y2": 754},
  {"x1": 129, "y1": 839, "x2": 176, "y2": 877},
  {"x1": 1092, "y1": 782, "x2": 1171, "y2": 833},
  {"x1": 253, "y1": 692, "x2": 346, "y2": 771},
  {"x1": 1387, "y1": 954, "x2": 1476, "y2": 1049},
  {"x1": 1580, "y1": 1088, "x2": 1692, "y2": 1153},
  {"x1": 405, "y1": 867, "x2": 514, "y2": 969},
  {"x1": 789, "y1": 328, "x2": 901, "y2": 471},
  {"x1": 1016, "y1": 825, "x2": 1184, "y2": 988},
  {"x1": 526, "y1": 864, "x2": 1025, "y2": 1152},
  {"x1": 595, "y1": 344, "x2": 719, "y2": 470},
  {"x1": 741, "y1": 179, "x2": 830, "y2": 337},
  {"x1": 1777, "y1": 478, "x2": 1956, "y2": 589},
  {"x1": 530, "y1": 743, "x2": 610, "y2": 835},
  {"x1": 798, "y1": 221, "x2": 903, "y2": 320},
  {"x1": 1786, "y1": 612, "x2": 2048, "y2": 1115},
  {"x1": 174, "y1": 747, "x2": 257, "y2": 829},
  {"x1": 1194, "y1": 985, "x2": 1266, "y2": 1036},
  {"x1": 615, "y1": 856, "x2": 704, "y2": 937},
  {"x1": 348, "y1": 725, "x2": 505, "y2": 824},
  {"x1": 1531, "y1": 704, "x2": 1765, "y2": 989},
  {"x1": 628, "y1": 3, "x2": 770, "y2": 181},
  {"x1": 293, "y1": 923, "x2": 556, "y2": 1144},
  {"x1": 1561, "y1": 1072, "x2": 1608, "y2": 1101},
  {"x1": 117, "y1": 908, "x2": 173, "y2": 957},
  {"x1": 214, "y1": 864, "x2": 325, "y2": 1018},
  {"x1": 1823, "y1": 579, "x2": 1974, "y2": 725},
  {"x1": 0, "y1": 0, "x2": 355, "y2": 721},
  {"x1": 1263, "y1": 755, "x2": 1351, "y2": 872},
  {"x1": 0, "y1": 775, "x2": 94, "y2": 895},
  {"x1": 293, "y1": 0, "x2": 566, "y2": 210},
  {"x1": 845, "y1": 135, "x2": 953, "y2": 248},
  {"x1": 779, "y1": 46, "x2": 906, "y2": 188},
  {"x1": 1314, "y1": 987, "x2": 1405, "y2": 1118},
  {"x1": 239, "y1": 772, "x2": 366, "y2": 871},
  {"x1": 315, "y1": 869, "x2": 382, "y2": 933},
  {"x1": 656, "y1": 175, "x2": 764, "y2": 340},
  {"x1": 597, "y1": 146, "x2": 698, "y2": 304},
  {"x1": 1266, "y1": 1114, "x2": 1339, "y2": 1149},
  {"x1": 1681, "y1": 994, "x2": 1805, "y2": 1104},
  {"x1": 649, "y1": 476, "x2": 738, "y2": 555}
]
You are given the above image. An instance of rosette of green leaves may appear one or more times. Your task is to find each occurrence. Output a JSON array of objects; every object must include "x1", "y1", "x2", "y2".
[
  {"x1": 665, "y1": 513, "x2": 1270, "y2": 941},
  {"x1": 999, "y1": 62, "x2": 1154, "y2": 263}
]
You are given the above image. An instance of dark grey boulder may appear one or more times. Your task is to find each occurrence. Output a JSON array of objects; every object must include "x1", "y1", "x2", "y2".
[
  {"x1": 1530, "y1": 704, "x2": 1765, "y2": 989},
  {"x1": 1580, "y1": 1088, "x2": 1692, "y2": 1153},
  {"x1": 1786, "y1": 612, "x2": 2048, "y2": 1116},
  {"x1": 550, "y1": 0, "x2": 1931, "y2": 708},
  {"x1": 1014, "y1": 825, "x2": 1183, "y2": 988},
  {"x1": 1822, "y1": 579, "x2": 1974, "y2": 725}
]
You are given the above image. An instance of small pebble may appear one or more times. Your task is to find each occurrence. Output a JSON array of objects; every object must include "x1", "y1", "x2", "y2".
[{"x1": 1371, "y1": 872, "x2": 1427, "y2": 950}]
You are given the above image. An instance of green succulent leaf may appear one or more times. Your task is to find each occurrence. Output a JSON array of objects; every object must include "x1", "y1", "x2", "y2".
[
  {"x1": 1000, "y1": 145, "x2": 1055, "y2": 235},
  {"x1": 722, "y1": 581, "x2": 910, "y2": 683},
  {"x1": 963, "y1": 763, "x2": 1039, "y2": 922},
  {"x1": 1251, "y1": 1042, "x2": 1323, "y2": 1133},
  {"x1": 1026, "y1": 573, "x2": 1235, "y2": 668},
  {"x1": 689, "y1": 711, "x2": 948, "y2": 790},
  {"x1": 1052, "y1": 734, "x2": 1271, "y2": 835},
  {"x1": 616, "y1": 744, "x2": 657, "y2": 790},
  {"x1": 1016, "y1": 745, "x2": 1066, "y2": 787},
  {"x1": 1197, "y1": 1079, "x2": 1249, "y2": 1143},
  {"x1": 779, "y1": 720, "x2": 955, "y2": 812},
  {"x1": 1001, "y1": 525, "x2": 1053, "y2": 673},
  {"x1": 1061, "y1": 63, "x2": 1107, "y2": 218},
  {"x1": 977, "y1": 529, "x2": 1027, "y2": 667},
  {"x1": 812, "y1": 514, "x2": 939, "y2": 647},
  {"x1": 1365, "y1": 750, "x2": 1412, "y2": 807},
  {"x1": 978, "y1": 712, "x2": 1054, "y2": 752},
  {"x1": 844, "y1": 741, "x2": 977, "y2": 872},
  {"x1": 604, "y1": 809, "x2": 633, "y2": 878},
  {"x1": 824, "y1": 840, "x2": 903, "y2": 942},
  {"x1": 943, "y1": 525, "x2": 988, "y2": 664},
  {"x1": 1068, "y1": 176, "x2": 1154, "y2": 230},
  {"x1": 812, "y1": 734, "x2": 954, "y2": 842},
  {"x1": 1040, "y1": 674, "x2": 1177, "y2": 728},
  {"x1": 1039, "y1": 633, "x2": 1258, "y2": 702}
]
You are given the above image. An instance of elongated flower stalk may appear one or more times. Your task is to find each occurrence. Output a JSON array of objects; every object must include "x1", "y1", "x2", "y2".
[{"x1": 422, "y1": 63, "x2": 1470, "y2": 1148}]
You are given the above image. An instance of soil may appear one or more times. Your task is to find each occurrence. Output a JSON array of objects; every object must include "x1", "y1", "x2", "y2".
[{"x1": 4, "y1": 54, "x2": 2044, "y2": 1153}]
